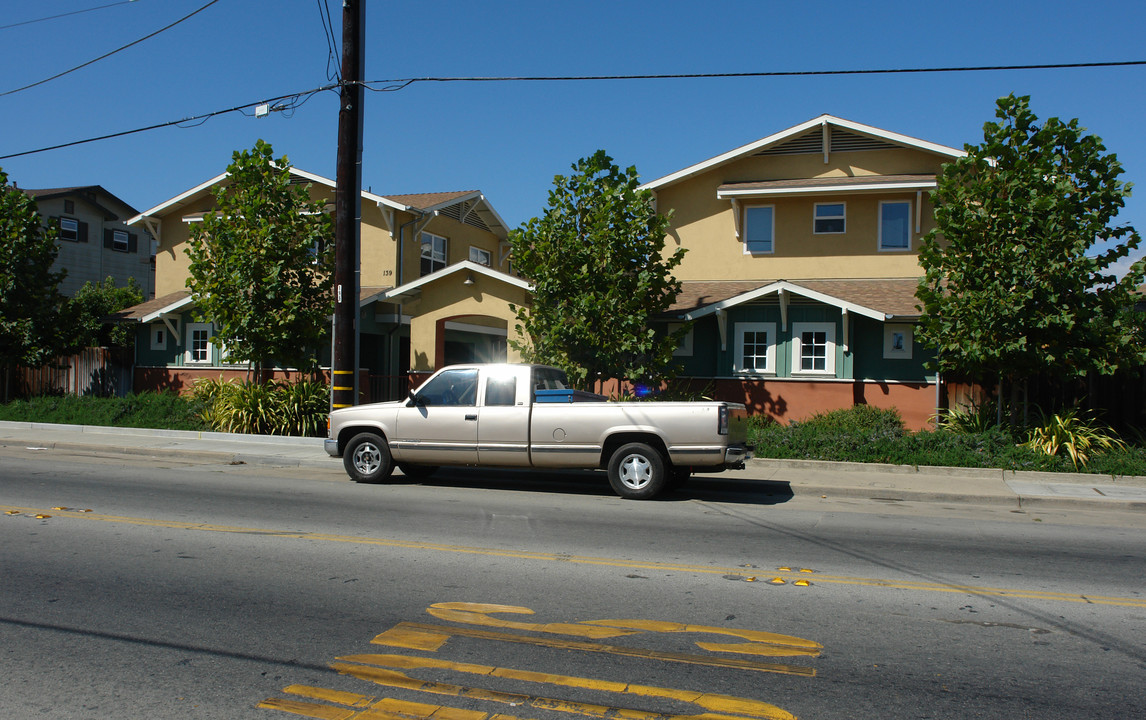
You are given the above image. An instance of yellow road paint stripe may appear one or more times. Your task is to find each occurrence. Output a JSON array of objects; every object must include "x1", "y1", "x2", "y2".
[
  {"x1": 374, "y1": 622, "x2": 818, "y2": 674},
  {"x1": 8, "y1": 505, "x2": 1144, "y2": 609},
  {"x1": 283, "y1": 685, "x2": 376, "y2": 708},
  {"x1": 257, "y1": 696, "x2": 359, "y2": 719},
  {"x1": 329, "y1": 662, "x2": 797, "y2": 720}
]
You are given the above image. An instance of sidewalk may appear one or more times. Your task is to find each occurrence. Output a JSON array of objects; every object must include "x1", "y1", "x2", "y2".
[{"x1": 2, "y1": 421, "x2": 1144, "y2": 512}]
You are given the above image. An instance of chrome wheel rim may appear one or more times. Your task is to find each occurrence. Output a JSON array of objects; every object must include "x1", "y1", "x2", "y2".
[
  {"x1": 352, "y1": 442, "x2": 382, "y2": 475},
  {"x1": 618, "y1": 453, "x2": 653, "y2": 490}
]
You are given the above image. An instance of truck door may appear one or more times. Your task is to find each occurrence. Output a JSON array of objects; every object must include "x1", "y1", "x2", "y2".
[
  {"x1": 476, "y1": 369, "x2": 531, "y2": 467},
  {"x1": 394, "y1": 368, "x2": 480, "y2": 465}
]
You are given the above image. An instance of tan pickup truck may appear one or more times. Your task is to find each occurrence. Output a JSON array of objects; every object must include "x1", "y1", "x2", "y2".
[{"x1": 325, "y1": 363, "x2": 751, "y2": 499}]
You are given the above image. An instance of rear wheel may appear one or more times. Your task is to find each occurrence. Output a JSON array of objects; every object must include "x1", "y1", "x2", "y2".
[
  {"x1": 343, "y1": 432, "x2": 394, "y2": 483},
  {"x1": 607, "y1": 442, "x2": 667, "y2": 500}
]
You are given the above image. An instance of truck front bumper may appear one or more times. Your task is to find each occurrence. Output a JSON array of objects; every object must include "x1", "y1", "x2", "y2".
[{"x1": 324, "y1": 438, "x2": 340, "y2": 457}]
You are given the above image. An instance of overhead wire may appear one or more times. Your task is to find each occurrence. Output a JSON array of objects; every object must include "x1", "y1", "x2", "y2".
[
  {"x1": 316, "y1": 0, "x2": 341, "y2": 80},
  {"x1": 0, "y1": 0, "x2": 143, "y2": 31},
  {"x1": 0, "y1": 0, "x2": 221, "y2": 98},
  {"x1": 3, "y1": 58, "x2": 1145, "y2": 161},
  {"x1": 363, "y1": 59, "x2": 1146, "y2": 86}
]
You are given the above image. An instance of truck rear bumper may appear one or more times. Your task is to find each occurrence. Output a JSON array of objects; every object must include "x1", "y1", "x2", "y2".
[{"x1": 724, "y1": 444, "x2": 752, "y2": 468}]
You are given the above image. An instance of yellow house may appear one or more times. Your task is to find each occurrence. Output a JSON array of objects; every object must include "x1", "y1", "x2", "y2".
[
  {"x1": 119, "y1": 166, "x2": 530, "y2": 398},
  {"x1": 641, "y1": 115, "x2": 967, "y2": 429}
]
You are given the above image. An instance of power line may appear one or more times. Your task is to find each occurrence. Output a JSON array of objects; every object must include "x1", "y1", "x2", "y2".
[
  {"x1": 316, "y1": 0, "x2": 341, "y2": 80},
  {"x1": 0, "y1": 0, "x2": 143, "y2": 31},
  {"x1": 364, "y1": 59, "x2": 1146, "y2": 86},
  {"x1": 0, "y1": 0, "x2": 221, "y2": 98},
  {"x1": 0, "y1": 84, "x2": 340, "y2": 161},
  {"x1": 4, "y1": 57, "x2": 1145, "y2": 161}
]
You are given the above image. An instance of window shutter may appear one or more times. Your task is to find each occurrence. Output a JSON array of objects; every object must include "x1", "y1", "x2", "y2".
[
  {"x1": 128, "y1": 233, "x2": 138, "y2": 253},
  {"x1": 103, "y1": 229, "x2": 113, "y2": 248},
  {"x1": 79, "y1": 221, "x2": 88, "y2": 243}
]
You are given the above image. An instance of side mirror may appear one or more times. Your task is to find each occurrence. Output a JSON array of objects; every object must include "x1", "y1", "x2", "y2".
[{"x1": 408, "y1": 391, "x2": 425, "y2": 407}]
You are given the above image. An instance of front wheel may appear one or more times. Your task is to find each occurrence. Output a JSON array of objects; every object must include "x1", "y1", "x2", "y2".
[
  {"x1": 607, "y1": 442, "x2": 667, "y2": 500},
  {"x1": 343, "y1": 432, "x2": 394, "y2": 483}
]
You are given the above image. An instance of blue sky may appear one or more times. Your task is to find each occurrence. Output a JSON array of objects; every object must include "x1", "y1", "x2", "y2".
[{"x1": 3, "y1": 0, "x2": 1145, "y2": 276}]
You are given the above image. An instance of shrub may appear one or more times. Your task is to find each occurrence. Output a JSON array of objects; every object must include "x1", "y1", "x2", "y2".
[
  {"x1": 0, "y1": 391, "x2": 208, "y2": 430},
  {"x1": 189, "y1": 378, "x2": 329, "y2": 436},
  {"x1": 1021, "y1": 408, "x2": 1127, "y2": 469}
]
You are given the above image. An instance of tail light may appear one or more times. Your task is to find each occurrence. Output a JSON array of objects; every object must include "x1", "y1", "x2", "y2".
[{"x1": 718, "y1": 404, "x2": 729, "y2": 435}]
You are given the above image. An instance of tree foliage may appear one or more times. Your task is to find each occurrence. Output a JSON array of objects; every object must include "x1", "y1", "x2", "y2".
[
  {"x1": 62, "y1": 276, "x2": 145, "y2": 351},
  {"x1": 508, "y1": 150, "x2": 688, "y2": 389},
  {"x1": 0, "y1": 168, "x2": 67, "y2": 378},
  {"x1": 917, "y1": 95, "x2": 1146, "y2": 392},
  {"x1": 185, "y1": 140, "x2": 334, "y2": 376}
]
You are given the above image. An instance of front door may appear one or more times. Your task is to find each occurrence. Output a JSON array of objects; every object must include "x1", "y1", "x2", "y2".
[{"x1": 394, "y1": 368, "x2": 480, "y2": 465}]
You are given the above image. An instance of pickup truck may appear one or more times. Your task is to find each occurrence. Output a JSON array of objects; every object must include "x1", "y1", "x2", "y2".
[{"x1": 325, "y1": 363, "x2": 750, "y2": 499}]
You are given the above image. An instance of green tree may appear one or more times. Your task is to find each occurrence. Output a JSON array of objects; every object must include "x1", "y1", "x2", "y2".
[
  {"x1": 0, "y1": 168, "x2": 67, "y2": 400},
  {"x1": 185, "y1": 140, "x2": 334, "y2": 377},
  {"x1": 917, "y1": 95, "x2": 1146, "y2": 419},
  {"x1": 508, "y1": 150, "x2": 688, "y2": 390},
  {"x1": 61, "y1": 277, "x2": 145, "y2": 351}
]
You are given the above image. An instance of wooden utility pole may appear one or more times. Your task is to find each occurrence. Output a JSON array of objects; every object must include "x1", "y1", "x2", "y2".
[{"x1": 331, "y1": 0, "x2": 364, "y2": 409}]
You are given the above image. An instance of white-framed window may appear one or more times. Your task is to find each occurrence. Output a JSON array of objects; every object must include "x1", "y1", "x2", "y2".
[
  {"x1": 469, "y1": 246, "x2": 492, "y2": 267},
  {"x1": 150, "y1": 325, "x2": 167, "y2": 351},
  {"x1": 59, "y1": 217, "x2": 79, "y2": 242},
  {"x1": 813, "y1": 202, "x2": 846, "y2": 234},
  {"x1": 883, "y1": 324, "x2": 914, "y2": 360},
  {"x1": 879, "y1": 201, "x2": 912, "y2": 251},
  {"x1": 733, "y1": 322, "x2": 777, "y2": 373},
  {"x1": 669, "y1": 322, "x2": 693, "y2": 357},
  {"x1": 743, "y1": 205, "x2": 774, "y2": 254},
  {"x1": 792, "y1": 322, "x2": 836, "y2": 375},
  {"x1": 112, "y1": 229, "x2": 129, "y2": 252},
  {"x1": 185, "y1": 323, "x2": 213, "y2": 365},
  {"x1": 421, "y1": 232, "x2": 447, "y2": 276}
]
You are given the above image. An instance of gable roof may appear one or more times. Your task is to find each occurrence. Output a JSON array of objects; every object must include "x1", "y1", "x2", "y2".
[
  {"x1": 22, "y1": 185, "x2": 141, "y2": 220},
  {"x1": 668, "y1": 278, "x2": 923, "y2": 321},
  {"x1": 382, "y1": 260, "x2": 531, "y2": 303},
  {"x1": 126, "y1": 169, "x2": 508, "y2": 237},
  {"x1": 640, "y1": 114, "x2": 966, "y2": 192}
]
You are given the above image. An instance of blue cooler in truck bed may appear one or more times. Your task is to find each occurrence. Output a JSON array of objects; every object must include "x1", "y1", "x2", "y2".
[{"x1": 534, "y1": 389, "x2": 608, "y2": 403}]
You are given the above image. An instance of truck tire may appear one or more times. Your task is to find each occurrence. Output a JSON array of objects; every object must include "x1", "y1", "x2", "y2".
[
  {"x1": 397, "y1": 463, "x2": 439, "y2": 480},
  {"x1": 607, "y1": 442, "x2": 667, "y2": 500},
  {"x1": 343, "y1": 432, "x2": 394, "y2": 483}
]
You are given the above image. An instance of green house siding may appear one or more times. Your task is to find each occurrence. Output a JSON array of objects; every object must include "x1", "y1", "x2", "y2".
[
  {"x1": 669, "y1": 304, "x2": 934, "y2": 383},
  {"x1": 850, "y1": 315, "x2": 935, "y2": 383}
]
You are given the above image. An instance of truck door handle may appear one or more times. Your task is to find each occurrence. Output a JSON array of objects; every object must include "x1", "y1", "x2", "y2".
[{"x1": 465, "y1": 414, "x2": 478, "y2": 421}]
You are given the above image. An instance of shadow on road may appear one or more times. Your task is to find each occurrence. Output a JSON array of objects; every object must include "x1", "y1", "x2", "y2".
[{"x1": 394, "y1": 467, "x2": 795, "y2": 506}]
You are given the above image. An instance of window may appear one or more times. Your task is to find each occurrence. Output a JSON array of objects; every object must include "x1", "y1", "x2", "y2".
[
  {"x1": 814, "y1": 203, "x2": 846, "y2": 234},
  {"x1": 112, "y1": 230, "x2": 129, "y2": 252},
  {"x1": 484, "y1": 375, "x2": 517, "y2": 406},
  {"x1": 64, "y1": 199, "x2": 74, "y2": 214},
  {"x1": 883, "y1": 324, "x2": 913, "y2": 359},
  {"x1": 59, "y1": 218, "x2": 79, "y2": 242},
  {"x1": 416, "y1": 368, "x2": 478, "y2": 406},
  {"x1": 669, "y1": 322, "x2": 693, "y2": 357},
  {"x1": 186, "y1": 323, "x2": 213, "y2": 364},
  {"x1": 733, "y1": 322, "x2": 776, "y2": 373},
  {"x1": 792, "y1": 322, "x2": 835, "y2": 375},
  {"x1": 879, "y1": 201, "x2": 911, "y2": 251},
  {"x1": 421, "y1": 232, "x2": 447, "y2": 276},
  {"x1": 743, "y1": 205, "x2": 774, "y2": 254},
  {"x1": 469, "y1": 246, "x2": 492, "y2": 267},
  {"x1": 150, "y1": 325, "x2": 166, "y2": 351}
]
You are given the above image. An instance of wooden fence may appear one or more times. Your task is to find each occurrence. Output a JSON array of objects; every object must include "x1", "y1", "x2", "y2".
[{"x1": 14, "y1": 348, "x2": 133, "y2": 399}]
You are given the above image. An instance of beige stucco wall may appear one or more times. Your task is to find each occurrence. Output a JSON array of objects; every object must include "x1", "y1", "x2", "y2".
[
  {"x1": 402, "y1": 274, "x2": 531, "y2": 371},
  {"x1": 399, "y1": 215, "x2": 509, "y2": 286},
  {"x1": 657, "y1": 148, "x2": 946, "y2": 281}
]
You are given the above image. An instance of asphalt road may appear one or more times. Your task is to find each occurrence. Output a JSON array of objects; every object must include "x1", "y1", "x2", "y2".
[{"x1": 2, "y1": 447, "x2": 1144, "y2": 720}]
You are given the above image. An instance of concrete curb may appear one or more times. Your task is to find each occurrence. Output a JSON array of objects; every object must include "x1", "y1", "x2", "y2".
[{"x1": 748, "y1": 457, "x2": 1146, "y2": 486}]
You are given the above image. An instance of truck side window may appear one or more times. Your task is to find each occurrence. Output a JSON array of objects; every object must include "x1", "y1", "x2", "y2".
[
  {"x1": 417, "y1": 369, "x2": 479, "y2": 407},
  {"x1": 534, "y1": 368, "x2": 569, "y2": 390},
  {"x1": 485, "y1": 376, "x2": 517, "y2": 406}
]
